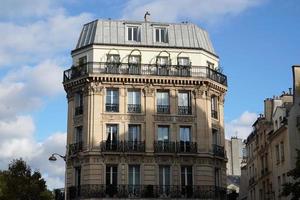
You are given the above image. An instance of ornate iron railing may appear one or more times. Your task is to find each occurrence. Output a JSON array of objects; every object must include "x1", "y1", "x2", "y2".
[
  {"x1": 211, "y1": 110, "x2": 218, "y2": 119},
  {"x1": 157, "y1": 105, "x2": 170, "y2": 114},
  {"x1": 100, "y1": 141, "x2": 145, "y2": 153},
  {"x1": 105, "y1": 104, "x2": 119, "y2": 112},
  {"x1": 63, "y1": 62, "x2": 227, "y2": 86},
  {"x1": 67, "y1": 184, "x2": 227, "y2": 199},
  {"x1": 127, "y1": 104, "x2": 141, "y2": 113},
  {"x1": 154, "y1": 141, "x2": 176, "y2": 153},
  {"x1": 176, "y1": 142, "x2": 197, "y2": 153},
  {"x1": 75, "y1": 106, "x2": 83, "y2": 115},
  {"x1": 212, "y1": 144, "x2": 225, "y2": 158},
  {"x1": 178, "y1": 106, "x2": 192, "y2": 115},
  {"x1": 68, "y1": 142, "x2": 83, "y2": 155}
]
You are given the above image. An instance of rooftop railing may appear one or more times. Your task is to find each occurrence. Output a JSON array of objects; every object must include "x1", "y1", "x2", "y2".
[{"x1": 63, "y1": 62, "x2": 227, "y2": 86}]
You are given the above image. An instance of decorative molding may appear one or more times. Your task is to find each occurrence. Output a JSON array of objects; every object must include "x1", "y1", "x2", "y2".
[
  {"x1": 154, "y1": 115, "x2": 195, "y2": 123},
  {"x1": 143, "y1": 84, "x2": 155, "y2": 97},
  {"x1": 73, "y1": 115, "x2": 83, "y2": 126},
  {"x1": 102, "y1": 114, "x2": 145, "y2": 122}
]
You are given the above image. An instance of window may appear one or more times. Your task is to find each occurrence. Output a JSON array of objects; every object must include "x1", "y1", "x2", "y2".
[
  {"x1": 106, "y1": 89, "x2": 119, "y2": 112},
  {"x1": 278, "y1": 176, "x2": 281, "y2": 193},
  {"x1": 106, "y1": 124, "x2": 118, "y2": 151},
  {"x1": 179, "y1": 126, "x2": 191, "y2": 152},
  {"x1": 275, "y1": 144, "x2": 280, "y2": 163},
  {"x1": 107, "y1": 54, "x2": 120, "y2": 74},
  {"x1": 158, "y1": 126, "x2": 169, "y2": 142},
  {"x1": 178, "y1": 91, "x2": 191, "y2": 115},
  {"x1": 127, "y1": 26, "x2": 140, "y2": 42},
  {"x1": 75, "y1": 92, "x2": 83, "y2": 115},
  {"x1": 128, "y1": 90, "x2": 141, "y2": 113},
  {"x1": 211, "y1": 95, "x2": 218, "y2": 119},
  {"x1": 128, "y1": 125, "x2": 141, "y2": 141},
  {"x1": 157, "y1": 56, "x2": 169, "y2": 66},
  {"x1": 106, "y1": 165, "x2": 118, "y2": 196},
  {"x1": 157, "y1": 91, "x2": 170, "y2": 114},
  {"x1": 207, "y1": 61, "x2": 214, "y2": 68},
  {"x1": 212, "y1": 128, "x2": 220, "y2": 145},
  {"x1": 128, "y1": 165, "x2": 140, "y2": 185},
  {"x1": 215, "y1": 168, "x2": 221, "y2": 187},
  {"x1": 74, "y1": 126, "x2": 83, "y2": 143},
  {"x1": 155, "y1": 28, "x2": 168, "y2": 43},
  {"x1": 75, "y1": 167, "x2": 81, "y2": 195},
  {"x1": 78, "y1": 56, "x2": 87, "y2": 66},
  {"x1": 107, "y1": 54, "x2": 120, "y2": 63},
  {"x1": 178, "y1": 57, "x2": 190, "y2": 66},
  {"x1": 280, "y1": 142, "x2": 285, "y2": 162},
  {"x1": 181, "y1": 166, "x2": 193, "y2": 196},
  {"x1": 159, "y1": 166, "x2": 170, "y2": 194}
]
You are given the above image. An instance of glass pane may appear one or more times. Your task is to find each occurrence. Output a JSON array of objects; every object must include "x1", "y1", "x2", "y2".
[
  {"x1": 178, "y1": 92, "x2": 189, "y2": 106},
  {"x1": 158, "y1": 126, "x2": 169, "y2": 141},
  {"x1": 133, "y1": 27, "x2": 138, "y2": 41},
  {"x1": 128, "y1": 90, "x2": 141, "y2": 104},
  {"x1": 178, "y1": 58, "x2": 189, "y2": 66},
  {"x1": 128, "y1": 27, "x2": 132, "y2": 41},
  {"x1": 129, "y1": 165, "x2": 140, "y2": 185},
  {"x1": 107, "y1": 125, "x2": 118, "y2": 142},
  {"x1": 157, "y1": 92, "x2": 169, "y2": 105},
  {"x1": 159, "y1": 166, "x2": 170, "y2": 186},
  {"x1": 156, "y1": 29, "x2": 160, "y2": 42},
  {"x1": 180, "y1": 127, "x2": 190, "y2": 142},
  {"x1": 129, "y1": 125, "x2": 140, "y2": 141},
  {"x1": 161, "y1": 29, "x2": 165, "y2": 43}
]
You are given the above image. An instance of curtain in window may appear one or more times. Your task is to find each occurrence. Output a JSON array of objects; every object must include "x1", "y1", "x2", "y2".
[
  {"x1": 106, "y1": 125, "x2": 118, "y2": 142},
  {"x1": 128, "y1": 125, "x2": 140, "y2": 141},
  {"x1": 157, "y1": 92, "x2": 169, "y2": 105},
  {"x1": 180, "y1": 127, "x2": 191, "y2": 142},
  {"x1": 178, "y1": 92, "x2": 190, "y2": 107},
  {"x1": 128, "y1": 90, "x2": 141, "y2": 105}
]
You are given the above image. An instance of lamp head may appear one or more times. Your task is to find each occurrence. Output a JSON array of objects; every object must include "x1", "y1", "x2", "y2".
[{"x1": 48, "y1": 154, "x2": 57, "y2": 161}]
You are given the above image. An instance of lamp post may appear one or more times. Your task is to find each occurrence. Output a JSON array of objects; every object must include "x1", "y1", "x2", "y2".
[{"x1": 49, "y1": 153, "x2": 67, "y2": 200}]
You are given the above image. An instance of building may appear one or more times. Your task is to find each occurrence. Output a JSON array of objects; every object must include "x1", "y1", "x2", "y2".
[
  {"x1": 63, "y1": 18, "x2": 228, "y2": 199},
  {"x1": 226, "y1": 137, "x2": 245, "y2": 176},
  {"x1": 243, "y1": 66, "x2": 300, "y2": 200}
]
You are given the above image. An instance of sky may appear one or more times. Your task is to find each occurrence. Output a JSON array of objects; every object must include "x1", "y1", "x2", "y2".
[{"x1": 0, "y1": 0, "x2": 299, "y2": 189}]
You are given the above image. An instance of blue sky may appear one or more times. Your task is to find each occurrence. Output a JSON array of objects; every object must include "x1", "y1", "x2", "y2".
[{"x1": 0, "y1": 0, "x2": 299, "y2": 189}]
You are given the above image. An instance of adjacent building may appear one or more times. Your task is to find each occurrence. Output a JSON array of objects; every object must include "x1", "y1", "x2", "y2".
[
  {"x1": 226, "y1": 137, "x2": 245, "y2": 176},
  {"x1": 63, "y1": 18, "x2": 228, "y2": 199},
  {"x1": 243, "y1": 65, "x2": 300, "y2": 200}
]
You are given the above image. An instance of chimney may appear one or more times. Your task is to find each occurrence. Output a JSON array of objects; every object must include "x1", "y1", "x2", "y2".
[
  {"x1": 264, "y1": 98, "x2": 273, "y2": 121},
  {"x1": 293, "y1": 65, "x2": 300, "y2": 100},
  {"x1": 144, "y1": 11, "x2": 150, "y2": 22}
]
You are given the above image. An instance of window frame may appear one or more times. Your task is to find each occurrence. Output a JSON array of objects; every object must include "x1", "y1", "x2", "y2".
[
  {"x1": 127, "y1": 26, "x2": 141, "y2": 42},
  {"x1": 154, "y1": 27, "x2": 168, "y2": 43}
]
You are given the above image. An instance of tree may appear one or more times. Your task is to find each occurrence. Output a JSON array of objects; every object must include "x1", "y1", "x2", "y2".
[
  {"x1": 0, "y1": 158, "x2": 54, "y2": 200},
  {"x1": 281, "y1": 149, "x2": 300, "y2": 200}
]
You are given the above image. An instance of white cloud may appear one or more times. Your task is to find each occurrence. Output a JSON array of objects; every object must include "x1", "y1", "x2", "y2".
[
  {"x1": 122, "y1": 0, "x2": 266, "y2": 24},
  {"x1": 225, "y1": 111, "x2": 257, "y2": 139},
  {"x1": 0, "y1": 117, "x2": 66, "y2": 189}
]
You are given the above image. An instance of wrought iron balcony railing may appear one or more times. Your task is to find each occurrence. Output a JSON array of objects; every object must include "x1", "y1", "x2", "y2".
[
  {"x1": 127, "y1": 104, "x2": 141, "y2": 113},
  {"x1": 211, "y1": 110, "x2": 218, "y2": 119},
  {"x1": 105, "y1": 104, "x2": 119, "y2": 112},
  {"x1": 178, "y1": 106, "x2": 192, "y2": 115},
  {"x1": 154, "y1": 141, "x2": 176, "y2": 153},
  {"x1": 75, "y1": 106, "x2": 83, "y2": 115},
  {"x1": 212, "y1": 144, "x2": 225, "y2": 158},
  {"x1": 157, "y1": 105, "x2": 170, "y2": 114},
  {"x1": 100, "y1": 141, "x2": 145, "y2": 153},
  {"x1": 68, "y1": 142, "x2": 83, "y2": 155},
  {"x1": 176, "y1": 142, "x2": 197, "y2": 153},
  {"x1": 67, "y1": 184, "x2": 227, "y2": 199},
  {"x1": 63, "y1": 62, "x2": 227, "y2": 86}
]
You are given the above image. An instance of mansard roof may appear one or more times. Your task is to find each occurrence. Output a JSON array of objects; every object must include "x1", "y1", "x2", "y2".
[{"x1": 74, "y1": 19, "x2": 216, "y2": 55}]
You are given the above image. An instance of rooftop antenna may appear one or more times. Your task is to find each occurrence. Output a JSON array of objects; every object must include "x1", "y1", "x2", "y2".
[{"x1": 144, "y1": 11, "x2": 150, "y2": 22}]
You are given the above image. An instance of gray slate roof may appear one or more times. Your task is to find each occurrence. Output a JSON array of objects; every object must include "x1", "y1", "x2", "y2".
[{"x1": 75, "y1": 19, "x2": 216, "y2": 55}]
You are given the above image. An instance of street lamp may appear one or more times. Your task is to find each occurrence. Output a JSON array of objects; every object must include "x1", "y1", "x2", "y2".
[
  {"x1": 49, "y1": 153, "x2": 67, "y2": 200},
  {"x1": 49, "y1": 153, "x2": 66, "y2": 162}
]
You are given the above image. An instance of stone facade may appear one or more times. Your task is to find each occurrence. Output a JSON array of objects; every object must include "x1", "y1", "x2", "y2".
[
  {"x1": 243, "y1": 66, "x2": 300, "y2": 200},
  {"x1": 63, "y1": 19, "x2": 228, "y2": 199}
]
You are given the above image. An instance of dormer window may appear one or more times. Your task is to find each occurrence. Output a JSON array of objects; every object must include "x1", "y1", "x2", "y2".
[
  {"x1": 107, "y1": 54, "x2": 120, "y2": 63},
  {"x1": 155, "y1": 27, "x2": 168, "y2": 43},
  {"x1": 178, "y1": 57, "x2": 190, "y2": 66},
  {"x1": 127, "y1": 26, "x2": 140, "y2": 42}
]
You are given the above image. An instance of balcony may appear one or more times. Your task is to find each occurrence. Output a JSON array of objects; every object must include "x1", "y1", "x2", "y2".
[
  {"x1": 157, "y1": 105, "x2": 170, "y2": 114},
  {"x1": 68, "y1": 142, "x2": 83, "y2": 155},
  {"x1": 154, "y1": 141, "x2": 176, "y2": 153},
  {"x1": 63, "y1": 62, "x2": 227, "y2": 86},
  {"x1": 127, "y1": 104, "x2": 141, "y2": 113},
  {"x1": 75, "y1": 106, "x2": 83, "y2": 115},
  {"x1": 212, "y1": 144, "x2": 225, "y2": 158},
  {"x1": 176, "y1": 142, "x2": 197, "y2": 153},
  {"x1": 67, "y1": 184, "x2": 227, "y2": 199},
  {"x1": 211, "y1": 110, "x2": 218, "y2": 119},
  {"x1": 105, "y1": 104, "x2": 119, "y2": 112},
  {"x1": 100, "y1": 141, "x2": 145, "y2": 153},
  {"x1": 178, "y1": 106, "x2": 192, "y2": 115}
]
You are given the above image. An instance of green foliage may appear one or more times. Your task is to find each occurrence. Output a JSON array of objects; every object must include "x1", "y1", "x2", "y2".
[
  {"x1": 281, "y1": 149, "x2": 300, "y2": 200},
  {"x1": 0, "y1": 158, "x2": 54, "y2": 200}
]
